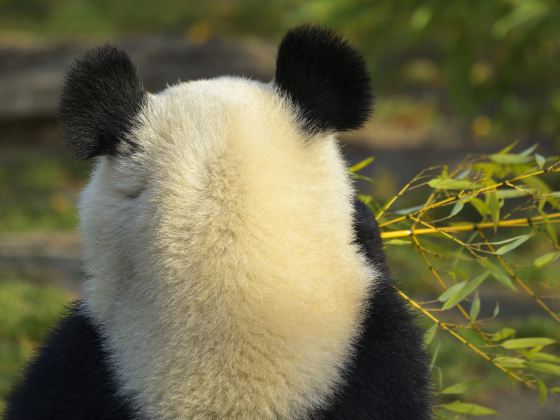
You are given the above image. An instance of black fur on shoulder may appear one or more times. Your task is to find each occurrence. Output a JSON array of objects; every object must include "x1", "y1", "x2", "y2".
[
  {"x1": 311, "y1": 200, "x2": 432, "y2": 419},
  {"x1": 5, "y1": 304, "x2": 135, "y2": 420},
  {"x1": 60, "y1": 44, "x2": 146, "y2": 160},
  {"x1": 275, "y1": 25, "x2": 373, "y2": 134}
]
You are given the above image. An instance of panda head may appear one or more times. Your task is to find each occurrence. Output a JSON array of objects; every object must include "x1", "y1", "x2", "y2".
[
  {"x1": 62, "y1": 25, "x2": 375, "y2": 418},
  {"x1": 63, "y1": 25, "x2": 373, "y2": 289}
]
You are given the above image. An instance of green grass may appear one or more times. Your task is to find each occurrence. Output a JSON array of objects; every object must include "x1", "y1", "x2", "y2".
[
  {"x1": 0, "y1": 156, "x2": 88, "y2": 232},
  {"x1": 0, "y1": 279, "x2": 73, "y2": 414}
]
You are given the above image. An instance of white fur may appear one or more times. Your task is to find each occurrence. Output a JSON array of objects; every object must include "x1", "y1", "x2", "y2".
[{"x1": 79, "y1": 77, "x2": 377, "y2": 419}]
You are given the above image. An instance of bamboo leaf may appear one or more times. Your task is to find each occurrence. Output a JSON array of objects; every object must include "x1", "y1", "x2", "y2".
[
  {"x1": 529, "y1": 352, "x2": 560, "y2": 364},
  {"x1": 537, "y1": 378, "x2": 547, "y2": 407},
  {"x1": 488, "y1": 234, "x2": 533, "y2": 246},
  {"x1": 429, "y1": 341, "x2": 441, "y2": 372},
  {"x1": 487, "y1": 190, "x2": 500, "y2": 228},
  {"x1": 526, "y1": 362, "x2": 560, "y2": 376},
  {"x1": 424, "y1": 324, "x2": 438, "y2": 347},
  {"x1": 394, "y1": 204, "x2": 425, "y2": 215},
  {"x1": 519, "y1": 144, "x2": 538, "y2": 156},
  {"x1": 470, "y1": 292, "x2": 481, "y2": 321},
  {"x1": 545, "y1": 220, "x2": 558, "y2": 245},
  {"x1": 492, "y1": 302, "x2": 500, "y2": 318},
  {"x1": 491, "y1": 327, "x2": 515, "y2": 342},
  {"x1": 495, "y1": 188, "x2": 535, "y2": 199},
  {"x1": 349, "y1": 157, "x2": 375, "y2": 173},
  {"x1": 428, "y1": 178, "x2": 482, "y2": 190},
  {"x1": 502, "y1": 338, "x2": 557, "y2": 349},
  {"x1": 441, "y1": 401, "x2": 497, "y2": 416},
  {"x1": 478, "y1": 259, "x2": 517, "y2": 291},
  {"x1": 441, "y1": 381, "x2": 476, "y2": 395},
  {"x1": 449, "y1": 200, "x2": 465, "y2": 217},
  {"x1": 535, "y1": 153, "x2": 546, "y2": 169},
  {"x1": 534, "y1": 251, "x2": 560, "y2": 267},
  {"x1": 437, "y1": 282, "x2": 466, "y2": 302},
  {"x1": 493, "y1": 356, "x2": 526, "y2": 368},
  {"x1": 470, "y1": 197, "x2": 489, "y2": 217},
  {"x1": 456, "y1": 169, "x2": 471, "y2": 180},
  {"x1": 350, "y1": 173, "x2": 374, "y2": 183},
  {"x1": 442, "y1": 272, "x2": 489, "y2": 310},
  {"x1": 494, "y1": 234, "x2": 532, "y2": 255},
  {"x1": 498, "y1": 141, "x2": 518, "y2": 154},
  {"x1": 489, "y1": 153, "x2": 533, "y2": 164}
]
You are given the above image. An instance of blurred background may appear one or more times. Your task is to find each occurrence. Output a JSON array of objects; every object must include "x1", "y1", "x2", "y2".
[{"x1": 1, "y1": 1, "x2": 559, "y2": 418}]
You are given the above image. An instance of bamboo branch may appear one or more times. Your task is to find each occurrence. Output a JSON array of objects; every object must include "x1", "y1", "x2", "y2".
[
  {"x1": 379, "y1": 164, "x2": 560, "y2": 229},
  {"x1": 396, "y1": 287, "x2": 536, "y2": 390},
  {"x1": 381, "y1": 213, "x2": 560, "y2": 239},
  {"x1": 478, "y1": 230, "x2": 560, "y2": 323}
]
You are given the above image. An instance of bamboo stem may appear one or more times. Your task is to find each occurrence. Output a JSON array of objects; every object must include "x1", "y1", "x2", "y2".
[
  {"x1": 381, "y1": 213, "x2": 560, "y2": 239},
  {"x1": 396, "y1": 287, "x2": 536, "y2": 390}
]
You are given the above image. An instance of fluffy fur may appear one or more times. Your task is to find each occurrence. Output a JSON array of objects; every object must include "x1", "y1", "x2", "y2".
[
  {"x1": 60, "y1": 45, "x2": 145, "y2": 159},
  {"x1": 6, "y1": 26, "x2": 430, "y2": 420},
  {"x1": 78, "y1": 77, "x2": 374, "y2": 419},
  {"x1": 275, "y1": 26, "x2": 372, "y2": 133}
]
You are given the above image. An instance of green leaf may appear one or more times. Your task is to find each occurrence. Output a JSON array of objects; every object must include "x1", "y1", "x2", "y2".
[
  {"x1": 470, "y1": 292, "x2": 481, "y2": 321},
  {"x1": 545, "y1": 221, "x2": 558, "y2": 245},
  {"x1": 502, "y1": 338, "x2": 557, "y2": 349},
  {"x1": 429, "y1": 341, "x2": 441, "y2": 372},
  {"x1": 534, "y1": 251, "x2": 560, "y2": 267},
  {"x1": 350, "y1": 173, "x2": 374, "y2": 183},
  {"x1": 537, "y1": 378, "x2": 547, "y2": 407},
  {"x1": 478, "y1": 259, "x2": 517, "y2": 291},
  {"x1": 456, "y1": 169, "x2": 471, "y2": 180},
  {"x1": 492, "y1": 302, "x2": 500, "y2": 318},
  {"x1": 498, "y1": 141, "x2": 518, "y2": 154},
  {"x1": 428, "y1": 178, "x2": 482, "y2": 190},
  {"x1": 449, "y1": 200, "x2": 465, "y2": 217},
  {"x1": 522, "y1": 176, "x2": 555, "y2": 198},
  {"x1": 487, "y1": 190, "x2": 500, "y2": 228},
  {"x1": 470, "y1": 197, "x2": 489, "y2": 218},
  {"x1": 535, "y1": 153, "x2": 546, "y2": 169},
  {"x1": 495, "y1": 234, "x2": 532, "y2": 255},
  {"x1": 424, "y1": 324, "x2": 438, "y2": 347},
  {"x1": 520, "y1": 144, "x2": 539, "y2": 156},
  {"x1": 488, "y1": 234, "x2": 533, "y2": 246},
  {"x1": 495, "y1": 188, "x2": 535, "y2": 199},
  {"x1": 491, "y1": 327, "x2": 515, "y2": 342},
  {"x1": 493, "y1": 356, "x2": 526, "y2": 368},
  {"x1": 437, "y1": 282, "x2": 466, "y2": 302},
  {"x1": 526, "y1": 362, "x2": 560, "y2": 376},
  {"x1": 442, "y1": 272, "x2": 490, "y2": 310},
  {"x1": 394, "y1": 204, "x2": 424, "y2": 215},
  {"x1": 349, "y1": 157, "x2": 375, "y2": 173},
  {"x1": 489, "y1": 153, "x2": 533, "y2": 164},
  {"x1": 441, "y1": 381, "x2": 475, "y2": 395},
  {"x1": 441, "y1": 401, "x2": 497, "y2": 416},
  {"x1": 529, "y1": 352, "x2": 560, "y2": 364}
]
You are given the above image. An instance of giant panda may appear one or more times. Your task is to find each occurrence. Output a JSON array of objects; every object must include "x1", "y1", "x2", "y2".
[{"x1": 6, "y1": 26, "x2": 430, "y2": 419}]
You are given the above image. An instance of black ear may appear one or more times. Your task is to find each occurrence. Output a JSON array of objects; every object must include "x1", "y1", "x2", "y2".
[
  {"x1": 275, "y1": 25, "x2": 373, "y2": 134},
  {"x1": 59, "y1": 45, "x2": 146, "y2": 160}
]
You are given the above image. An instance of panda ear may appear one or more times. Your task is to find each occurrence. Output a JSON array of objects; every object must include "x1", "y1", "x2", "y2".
[
  {"x1": 275, "y1": 25, "x2": 373, "y2": 134},
  {"x1": 59, "y1": 44, "x2": 146, "y2": 160}
]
